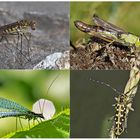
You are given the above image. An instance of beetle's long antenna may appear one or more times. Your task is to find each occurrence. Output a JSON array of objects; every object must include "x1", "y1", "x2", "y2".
[{"x1": 90, "y1": 78, "x2": 122, "y2": 94}]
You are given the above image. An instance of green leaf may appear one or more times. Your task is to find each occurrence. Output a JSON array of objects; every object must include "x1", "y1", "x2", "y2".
[{"x1": 4, "y1": 109, "x2": 70, "y2": 138}]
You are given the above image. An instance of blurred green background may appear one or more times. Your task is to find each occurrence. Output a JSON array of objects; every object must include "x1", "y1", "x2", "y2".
[
  {"x1": 0, "y1": 70, "x2": 69, "y2": 137},
  {"x1": 71, "y1": 70, "x2": 140, "y2": 138},
  {"x1": 71, "y1": 2, "x2": 140, "y2": 43}
]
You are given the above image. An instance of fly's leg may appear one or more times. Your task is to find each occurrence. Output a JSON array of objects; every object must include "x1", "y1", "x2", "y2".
[
  {"x1": 4, "y1": 36, "x2": 15, "y2": 57},
  {"x1": 23, "y1": 32, "x2": 32, "y2": 61},
  {"x1": 11, "y1": 33, "x2": 31, "y2": 63},
  {"x1": 20, "y1": 33, "x2": 23, "y2": 66},
  {"x1": 16, "y1": 32, "x2": 23, "y2": 66}
]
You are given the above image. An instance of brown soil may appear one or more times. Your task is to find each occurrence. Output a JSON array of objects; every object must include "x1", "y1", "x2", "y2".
[{"x1": 70, "y1": 37, "x2": 137, "y2": 70}]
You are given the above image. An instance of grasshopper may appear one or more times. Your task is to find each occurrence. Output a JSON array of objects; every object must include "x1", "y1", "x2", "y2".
[{"x1": 74, "y1": 14, "x2": 140, "y2": 51}]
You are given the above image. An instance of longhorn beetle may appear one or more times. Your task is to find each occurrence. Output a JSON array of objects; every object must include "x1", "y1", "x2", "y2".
[{"x1": 90, "y1": 78, "x2": 135, "y2": 137}]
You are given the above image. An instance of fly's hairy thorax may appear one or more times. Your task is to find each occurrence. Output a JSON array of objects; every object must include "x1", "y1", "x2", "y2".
[{"x1": 0, "y1": 20, "x2": 35, "y2": 35}]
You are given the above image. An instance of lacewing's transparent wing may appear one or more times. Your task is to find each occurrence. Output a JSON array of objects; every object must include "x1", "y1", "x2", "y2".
[
  {"x1": 0, "y1": 97, "x2": 30, "y2": 113},
  {"x1": 0, "y1": 111, "x2": 22, "y2": 118},
  {"x1": 0, "y1": 98, "x2": 44, "y2": 119}
]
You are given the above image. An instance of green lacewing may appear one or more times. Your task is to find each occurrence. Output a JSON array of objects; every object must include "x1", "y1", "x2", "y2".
[
  {"x1": 0, "y1": 97, "x2": 44, "y2": 120},
  {"x1": 0, "y1": 74, "x2": 59, "y2": 130}
]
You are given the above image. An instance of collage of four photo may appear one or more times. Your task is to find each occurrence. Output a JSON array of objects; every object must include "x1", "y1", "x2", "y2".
[{"x1": 0, "y1": 1, "x2": 139, "y2": 138}]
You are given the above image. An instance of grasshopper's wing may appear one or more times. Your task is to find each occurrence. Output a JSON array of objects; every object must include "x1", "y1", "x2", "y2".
[{"x1": 93, "y1": 14, "x2": 127, "y2": 34}]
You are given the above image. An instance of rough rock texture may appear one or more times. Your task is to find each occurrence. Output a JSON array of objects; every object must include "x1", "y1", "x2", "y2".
[
  {"x1": 0, "y1": 2, "x2": 69, "y2": 69},
  {"x1": 70, "y1": 38, "x2": 138, "y2": 70},
  {"x1": 33, "y1": 51, "x2": 69, "y2": 70}
]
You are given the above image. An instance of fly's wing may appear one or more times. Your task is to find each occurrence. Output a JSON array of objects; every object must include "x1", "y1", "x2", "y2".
[
  {"x1": 93, "y1": 14, "x2": 127, "y2": 34},
  {"x1": 0, "y1": 98, "x2": 30, "y2": 113}
]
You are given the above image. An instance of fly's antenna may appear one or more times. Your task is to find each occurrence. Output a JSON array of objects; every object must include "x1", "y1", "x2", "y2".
[
  {"x1": 90, "y1": 78, "x2": 122, "y2": 95},
  {"x1": 39, "y1": 73, "x2": 61, "y2": 114}
]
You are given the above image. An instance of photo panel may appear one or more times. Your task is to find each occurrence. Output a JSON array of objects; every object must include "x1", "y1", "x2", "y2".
[
  {"x1": 0, "y1": 2, "x2": 69, "y2": 69},
  {"x1": 0, "y1": 70, "x2": 70, "y2": 138},
  {"x1": 70, "y1": 2, "x2": 140, "y2": 70},
  {"x1": 71, "y1": 70, "x2": 140, "y2": 138}
]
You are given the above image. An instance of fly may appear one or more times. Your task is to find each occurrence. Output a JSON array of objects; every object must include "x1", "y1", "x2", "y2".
[
  {"x1": 0, "y1": 19, "x2": 36, "y2": 63},
  {"x1": 74, "y1": 14, "x2": 140, "y2": 50}
]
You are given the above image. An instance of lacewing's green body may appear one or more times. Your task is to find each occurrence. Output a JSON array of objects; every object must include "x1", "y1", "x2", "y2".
[{"x1": 0, "y1": 97, "x2": 44, "y2": 120}]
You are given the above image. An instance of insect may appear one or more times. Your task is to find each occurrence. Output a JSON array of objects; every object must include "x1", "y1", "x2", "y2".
[
  {"x1": 74, "y1": 14, "x2": 140, "y2": 50},
  {"x1": 0, "y1": 97, "x2": 44, "y2": 122},
  {"x1": 0, "y1": 74, "x2": 58, "y2": 131},
  {"x1": 90, "y1": 78, "x2": 134, "y2": 137},
  {"x1": 0, "y1": 19, "x2": 36, "y2": 63}
]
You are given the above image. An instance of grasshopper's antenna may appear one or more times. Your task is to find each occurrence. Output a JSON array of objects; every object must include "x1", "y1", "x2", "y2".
[{"x1": 90, "y1": 78, "x2": 122, "y2": 95}]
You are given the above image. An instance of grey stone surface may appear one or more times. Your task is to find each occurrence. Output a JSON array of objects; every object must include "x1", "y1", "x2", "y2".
[
  {"x1": 33, "y1": 51, "x2": 69, "y2": 70},
  {"x1": 0, "y1": 2, "x2": 69, "y2": 69}
]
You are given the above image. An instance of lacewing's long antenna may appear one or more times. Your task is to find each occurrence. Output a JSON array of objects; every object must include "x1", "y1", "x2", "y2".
[
  {"x1": 40, "y1": 73, "x2": 61, "y2": 114},
  {"x1": 90, "y1": 78, "x2": 122, "y2": 95},
  {"x1": 47, "y1": 74, "x2": 61, "y2": 96}
]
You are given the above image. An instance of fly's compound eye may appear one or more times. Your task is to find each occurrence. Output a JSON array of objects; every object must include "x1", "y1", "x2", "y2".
[{"x1": 30, "y1": 20, "x2": 36, "y2": 30}]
